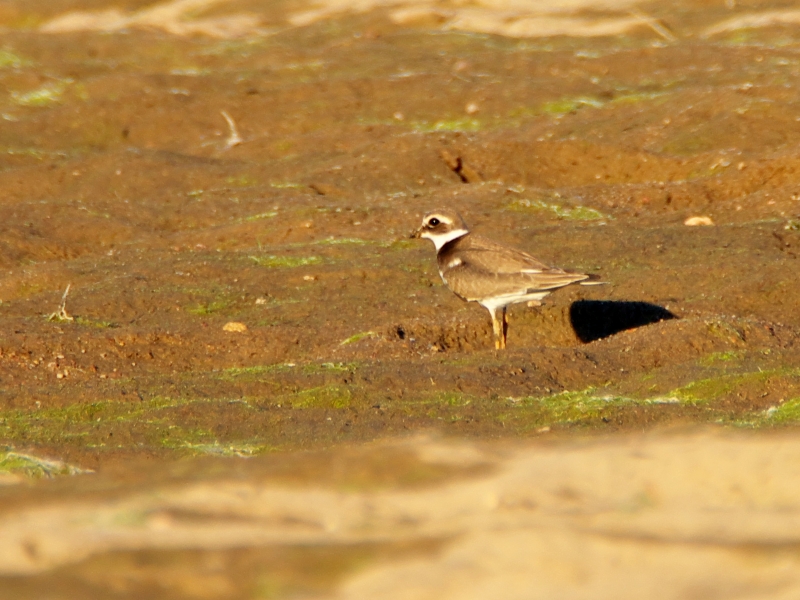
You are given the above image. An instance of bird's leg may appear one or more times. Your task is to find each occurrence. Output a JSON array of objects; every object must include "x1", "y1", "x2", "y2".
[
  {"x1": 501, "y1": 307, "x2": 508, "y2": 349},
  {"x1": 488, "y1": 307, "x2": 503, "y2": 350}
]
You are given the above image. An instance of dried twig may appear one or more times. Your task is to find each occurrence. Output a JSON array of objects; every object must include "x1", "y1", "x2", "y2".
[
  {"x1": 629, "y1": 9, "x2": 677, "y2": 42},
  {"x1": 221, "y1": 110, "x2": 243, "y2": 148},
  {"x1": 47, "y1": 284, "x2": 74, "y2": 322}
]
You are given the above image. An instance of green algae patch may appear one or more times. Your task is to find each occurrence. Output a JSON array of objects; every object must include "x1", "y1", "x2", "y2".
[
  {"x1": 509, "y1": 198, "x2": 608, "y2": 221},
  {"x1": 515, "y1": 388, "x2": 639, "y2": 424},
  {"x1": 698, "y1": 350, "x2": 746, "y2": 366},
  {"x1": 434, "y1": 391, "x2": 474, "y2": 407},
  {"x1": 3, "y1": 147, "x2": 46, "y2": 160},
  {"x1": 0, "y1": 397, "x2": 256, "y2": 452},
  {"x1": 764, "y1": 398, "x2": 800, "y2": 424},
  {"x1": 11, "y1": 80, "x2": 71, "y2": 107},
  {"x1": 0, "y1": 450, "x2": 91, "y2": 478},
  {"x1": 734, "y1": 397, "x2": 800, "y2": 428},
  {"x1": 314, "y1": 236, "x2": 373, "y2": 246},
  {"x1": 541, "y1": 96, "x2": 604, "y2": 115},
  {"x1": 512, "y1": 90, "x2": 670, "y2": 121},
  {"x1": 158, "y1": 426, "x2": 216, "y2": 449},
  {"x1": 75, "y1": 316, "x2": 117, "y2": 329},
  {"x1": 359, "y1": 115, "x2": 484, "y2": 133},
  {"x1": 176, "y1": 441, "x2": 271, "y2": 457},
  {"x1": 250, "y1": 255, "x2": 323, "y2": 268},
  {"x1": 507, "y1": 97, "x2": 601, "y2": 120},
  {"x1": 463, "y1": 388, "x2": 643, "y2": 431},
  {"x1": 221, "y1": 364, "x2": 294, "y2": 378},
  {"x1": 243, "y1": 211, "x2": 279, "y2": 222},
  {"x1": 669, "y1": 368, "x2": 800, "y2": 404},
  {"x1": 669, "y1": 376, "x2": 748, "y2": 404},
  {"x1": 283, "y1": 385, "x2": 352, "y2": 409},
  {"x1": 226, "y1": 174, "x2": 259, "y2": 188},
  {"x1": 187, "y1": 299, "x2": 231, "y2": 316},
  {"x1": 610, "y1": 90, "x2": 671, "y2": 106},
  {"x1": 220, "y1": 361, "x2": 357, "y2": 380},
  {"x1": 0, "y1": 48, "x2": 30, "y2": 69},
  {"x1": 313, "y1": 362, "x2": 358, "y2": 373},
  {"x1": 410, "y1": 118, "x2": 482, "y2": 133},
  {"x1": 387, "y1": 239, "x2": 416, "y2": 250},
  {"x1": 496, "y1": 387, "x2": 707, "y2": 430},
  {"x1": 340, "y1": 331, "x2": 378, "y2": 345}
]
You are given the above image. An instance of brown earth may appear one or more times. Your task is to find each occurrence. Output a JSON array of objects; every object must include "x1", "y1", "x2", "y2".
[{"x1": 1, "y1": 0, "x2": 800, "y2": 597}]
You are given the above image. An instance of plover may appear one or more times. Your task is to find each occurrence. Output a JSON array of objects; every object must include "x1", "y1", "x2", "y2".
[{"x1": 412, "y1": 208, "x2": 598, "y2": 349}]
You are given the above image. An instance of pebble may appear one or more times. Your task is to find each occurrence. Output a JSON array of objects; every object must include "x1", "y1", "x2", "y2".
[
  {"x1": 223, "y1": 322, "x2": 248, "y2": 333},
  {"x1": 684, "y1": 216, "x2": 714, "y2": 226}
]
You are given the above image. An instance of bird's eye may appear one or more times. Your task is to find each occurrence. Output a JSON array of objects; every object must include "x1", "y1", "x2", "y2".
[{"x1": 428, "y1": 218, "x2": 440, "y2": 227}]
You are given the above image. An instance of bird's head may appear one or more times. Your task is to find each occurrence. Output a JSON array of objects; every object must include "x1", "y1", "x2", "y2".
[{"x1": 411, "y1": 209, "x2": 470, "y2": 250}]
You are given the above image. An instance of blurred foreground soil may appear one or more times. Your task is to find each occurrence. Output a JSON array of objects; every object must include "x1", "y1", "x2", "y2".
[{"x1": 3, "y1": 431, "x2": 800, "y2": 599}]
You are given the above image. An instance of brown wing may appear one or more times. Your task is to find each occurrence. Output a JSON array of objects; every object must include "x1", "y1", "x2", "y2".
[
  {"x1": 444, "y1": 267, "x2": 586, "y2": 301},
  {"x1": 455, "y1": 234, "x2": 554, "y2": 274},
  {"x1": 443, "y1": 262, "x2": 588, "y2": 302}
]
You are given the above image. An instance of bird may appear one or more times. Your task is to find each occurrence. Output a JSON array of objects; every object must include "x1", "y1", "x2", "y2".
[{"x1": 412, "y1": 208, "x2": 600, "y2": 349}]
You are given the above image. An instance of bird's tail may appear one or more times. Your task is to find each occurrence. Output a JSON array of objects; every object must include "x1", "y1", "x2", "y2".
[{"x1": 579, "y1": 273, "x2": 608, "y2": 286}]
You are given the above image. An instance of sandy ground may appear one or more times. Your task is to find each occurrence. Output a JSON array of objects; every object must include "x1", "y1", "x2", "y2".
[
  {"x1": 1, "y1": 0, "x2": 800, "y2": 597},
  {"x1": 4, "y1": 431, "x2": 800, "y2": 599}
]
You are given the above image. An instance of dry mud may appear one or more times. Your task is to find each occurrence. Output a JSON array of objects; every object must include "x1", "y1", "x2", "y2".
[{"x1": 1, "y1": 0, "x2": 800, "y2": 597}]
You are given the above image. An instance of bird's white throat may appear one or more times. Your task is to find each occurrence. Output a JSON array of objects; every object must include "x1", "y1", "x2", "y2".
[{"x1": 422, "y1": 228, "x2": 469, "y2": 251}]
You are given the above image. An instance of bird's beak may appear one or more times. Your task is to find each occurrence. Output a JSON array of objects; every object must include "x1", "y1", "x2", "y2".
[{"x1": 410, "y1": 227, "x2": 423, "y2": 239}]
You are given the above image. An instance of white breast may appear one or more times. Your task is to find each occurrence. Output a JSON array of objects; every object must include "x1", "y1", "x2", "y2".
[
  {"x1": 439, "y1": 256, "x2": 463, "y2": 283},
  {"x1": 424, "y1": 228, "x2": 469, "y2": 251}
]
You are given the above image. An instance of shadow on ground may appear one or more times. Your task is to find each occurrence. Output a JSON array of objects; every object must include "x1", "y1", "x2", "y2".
[{"x1": 570, "y1": 300, "x2": 677, "y2": 343}]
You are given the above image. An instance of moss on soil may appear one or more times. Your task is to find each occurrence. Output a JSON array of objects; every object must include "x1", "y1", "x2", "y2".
[{"x1": 249, "y1": 255, "x2": 323, "y2": 268}]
